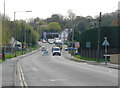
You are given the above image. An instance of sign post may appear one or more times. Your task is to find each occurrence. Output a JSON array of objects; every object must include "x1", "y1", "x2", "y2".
[
  {"x1": 86, "y1": 42, "x2": 91, "y2": 58},
  {"x1": 102, "y1": 37, "x2": 110, "y2": 65},
  {"x1": 75, "y1": 42, "x2": 80, "y2": 54}
]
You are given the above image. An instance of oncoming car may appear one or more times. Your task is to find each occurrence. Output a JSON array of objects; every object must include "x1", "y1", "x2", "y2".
[
  {"x1": 41, "y1": 46, "x2": 46, "y2": 51},
  {"x1": 52, "y1": 47, "x2": 61, "y2": 56}
]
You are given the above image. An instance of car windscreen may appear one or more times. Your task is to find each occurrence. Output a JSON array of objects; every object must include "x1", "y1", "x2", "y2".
[
  {"x1": 42, "y1": 47, "x2": 46, "y2": 49},
  {"x1": 53, "y1": 48, "x2": 60, "y2": 51},
  {"x1": 56, "y1": 43, "x2": 62, "y2": 46}
]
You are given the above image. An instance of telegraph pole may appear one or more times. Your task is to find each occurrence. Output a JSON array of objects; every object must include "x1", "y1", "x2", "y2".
[
  {"x1": 14, "y1": 12, "x2": 17, "y2": 57},
  {"x1": 37, "y1": 25, "x2": 39, "y2": 49},
  {"x1": 97, "y1": 12, "x2": 102, "y2": 60},
  {"x1": 2, "y1": 0, "x2": 6, "y2": 60},
  {"x1": 72, "y1": 27, "x2": 74, "y2": 55}
]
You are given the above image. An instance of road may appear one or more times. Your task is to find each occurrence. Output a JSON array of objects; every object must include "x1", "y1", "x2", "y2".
[{"x1": 16, "y1": 43, "x2": 118, "y2": 86}]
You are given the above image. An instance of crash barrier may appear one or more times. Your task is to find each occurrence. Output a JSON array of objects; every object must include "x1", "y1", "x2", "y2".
[{"x1": 110, "y1": 54, "x2": 120, "y2": 64}]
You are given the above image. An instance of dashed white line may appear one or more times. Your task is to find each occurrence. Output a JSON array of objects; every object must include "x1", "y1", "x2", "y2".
[{"x1": 32, "y1": 67, "x2": 38, "y2": 71}]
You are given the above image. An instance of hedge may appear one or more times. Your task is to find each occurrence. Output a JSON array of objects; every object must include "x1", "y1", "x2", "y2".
[{"x1": 79, "y1": 26, "x2": 119, "y2": 49}]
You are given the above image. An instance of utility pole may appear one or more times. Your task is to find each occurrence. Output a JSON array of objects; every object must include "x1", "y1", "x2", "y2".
[
  {"x1": 72, "y1": 27, "x2": 74, "y2": 55},
  {"x1": 4, "y1": 0, "x2": 5, "y2": 18},
  {"x1": 2, "y1": 0, "x2": 6, "y2": 60},
  {"x1": 14, "y1": 12, "x2": 17, "y2": 57},
  {"x1": 97, "y1": 12, "x2": 102, "y2": 60},
  {"x1": 37, "y1": 25, "x2": 39, "y2": 48},
  {"x1": 68, "y1": 29, "x2": 70, "y2": 49},
  {"x1": 64, "y1": 30, "x2": 65, "y2": 44},
  {"x1": 24, "y1": 20, "x2": 27, "y2": 54}
]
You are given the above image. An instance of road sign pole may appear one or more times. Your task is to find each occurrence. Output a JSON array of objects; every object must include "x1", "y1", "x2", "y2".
[
  {"x1": 102, "y1": 37, "x2": 109, "y2": 65},
  {"x1": 105, "y1": 45, "x2": 107, "y2": 65}
]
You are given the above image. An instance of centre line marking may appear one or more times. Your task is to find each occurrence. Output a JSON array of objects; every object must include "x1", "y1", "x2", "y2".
[{"x1": 32, "y1": 67, "x2": 38, "y2": 71}]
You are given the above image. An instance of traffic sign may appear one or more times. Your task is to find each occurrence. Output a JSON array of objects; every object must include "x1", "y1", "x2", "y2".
[
  {"x1": 86, "y1": 42, "x2": 91, "y2": 48},
  {"x1": 102, "y1": 37, "x2": 109, "y2": 46},
  {"x1": 102, "y1": 37, "x2": 110, "y2": 65},
  {"x1": 43, "y1": 32, "x2": 47, "y2": 39}
]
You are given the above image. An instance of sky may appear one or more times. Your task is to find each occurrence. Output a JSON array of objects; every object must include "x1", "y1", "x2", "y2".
[{"x1": 0, "y1": 0, "x2": 119, "y2": 20}]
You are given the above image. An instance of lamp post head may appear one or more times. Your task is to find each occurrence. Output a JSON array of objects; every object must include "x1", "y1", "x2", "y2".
[{"x1": 26, "y1": 10, "x2": 32, "y2": 12}]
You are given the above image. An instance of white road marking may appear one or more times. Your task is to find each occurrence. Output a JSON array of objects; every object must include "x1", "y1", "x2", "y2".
[
  {"x1": 18, "y1": 62, "x2": 28, "y2": 88},
  {"x1": 32, "y1": 67, "x2": 38, "y2": 71},
  {"x1": 18, "y1": 67, "x2": 22, "y2": 81},
  {"x1": 109, "y1": 71, "x2": 112, "y2": 72}
]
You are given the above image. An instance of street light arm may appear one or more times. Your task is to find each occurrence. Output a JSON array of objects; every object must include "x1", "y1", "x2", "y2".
[{"x1": 14, "y1": 10, "x2": 32, "y2": 13}]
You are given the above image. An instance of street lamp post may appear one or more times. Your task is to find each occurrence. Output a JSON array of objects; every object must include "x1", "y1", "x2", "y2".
[
  {"x1": 97, "y1": 12, "x2": 102, "y2": 60},
  {"x1": 37, "y1": 25, "x2": 39, "y2": 49},
  {"x1": 14, "y1": 10, "x2": 32, "y2": 56}
]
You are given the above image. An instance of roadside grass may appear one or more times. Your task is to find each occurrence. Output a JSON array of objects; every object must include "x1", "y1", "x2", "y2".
[
  {"x1": 0, "y1": 59, "x2": 2, "y2": 64},
  {"x1": 5, "y1": 46, "x2": 38, "y2": 59},
  {"x1": 70, "y1": 58, "x2": 85, "y2": 62},
  {"x1": 73, "y1": 55, "x2": 110, "y2": 62}
]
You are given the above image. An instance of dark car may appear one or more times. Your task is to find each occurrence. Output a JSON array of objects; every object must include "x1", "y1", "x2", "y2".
[
  {"x1": 41, "y1": 46, "x2": 46, "y2": 51},
  {"x1": 64, "y1": 47, "x2": 76, "y2": 51}
]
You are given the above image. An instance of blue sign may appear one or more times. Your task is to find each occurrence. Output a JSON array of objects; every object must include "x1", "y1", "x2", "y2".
[
  {"x1": 86, "y1": 42, "x2": 91, "y2": 48},
  {"x1": 47, "y1": 33, "x2": 59, "y2": 35},
  {"x1": 43, "y1": 32, "x2": 47, "y2": 39}
]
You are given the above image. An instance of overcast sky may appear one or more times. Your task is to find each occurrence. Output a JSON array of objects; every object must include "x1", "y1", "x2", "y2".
[{"x1": 0, "y1": 0, "x2": 119, "y2": 20}]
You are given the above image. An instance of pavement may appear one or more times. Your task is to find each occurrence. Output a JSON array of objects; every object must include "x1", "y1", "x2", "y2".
[
  {"x1": 62, "y1": 45, "x2": 120, "y2": 70},
  {"x1": 0, "y1": 49, "x2": 40, "y2": 87}
]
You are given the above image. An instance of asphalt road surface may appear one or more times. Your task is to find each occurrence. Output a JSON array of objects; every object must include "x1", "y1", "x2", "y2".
[{"x1": 16, "y1": 43, "x2": 118, "y2": 86}]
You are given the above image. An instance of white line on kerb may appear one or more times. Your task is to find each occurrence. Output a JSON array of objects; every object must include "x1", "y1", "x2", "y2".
[{"x1": 32, "y1": 67, "x2": 38, "y2": 71}]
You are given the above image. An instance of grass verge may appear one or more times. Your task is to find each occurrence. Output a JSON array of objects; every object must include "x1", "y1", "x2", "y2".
[
  {"x1": 73, "y1": 55, "x2": 110, "y2": 62},
  {"x1": 70, "y1": 58, "x2": 85, "y2": 62},
  {"x1": 0, "y1": 59, "x2": 2, "y2": 64},
  {"x1": 5, "y1": 46, "x2": 38, "y2": 59}
]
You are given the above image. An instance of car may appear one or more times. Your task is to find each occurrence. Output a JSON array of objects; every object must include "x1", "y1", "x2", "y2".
[
  {"x1": 49, "y1": 41, "x2": 54, "y2": 44},
  {"x1": 48, "y1": 39, "x2": 54, "y2": 44},
  {"x1": 64, "y1": 48, "x2": 69, "y2": 51},
  {"x1": 55, "y1": 42, "x2": 62, "y2": 49},
  {"x1": 42, "y1": 39, "x2": 46, "y2": 43},
  {"x1": 52, "y1": 47, "x2": 61, "y2": 56},
  {"x1": 64, "y1": 47, "x2": 76, "y2": 51},
  {"x1": 41, "y1": 46, "x2": 46, "y2": 51}
]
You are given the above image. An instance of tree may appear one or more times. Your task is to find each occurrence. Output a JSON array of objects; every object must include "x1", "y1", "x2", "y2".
[{"x1": 48, "y1": 22, "x2": 61, "y2": 32}]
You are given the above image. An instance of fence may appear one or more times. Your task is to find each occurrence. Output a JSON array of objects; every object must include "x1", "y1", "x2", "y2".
[{"x1": 79, "y1": 48, "x2": 119, "y2": 59}]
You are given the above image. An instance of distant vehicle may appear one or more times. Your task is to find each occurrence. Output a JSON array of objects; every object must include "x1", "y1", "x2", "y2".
[
  {"x1": 64, "y1": 47, "x2": 76, "y2": 51},
  {"x1": 55, "y1": 39, "x2": 61, "y2": 43},
  {"x1": 55, "y1": 39, "x2": 62, "y2": 49},
  {"x1": 48, "y1": 39, "x2": 54, "y2": 44},
  {"x1": 55, "y1": 42, "x2": 62, "y2": 49},
  {"x1": 41, "y1": 46, "x2": 46, "y2": 51},
  {"x1": 42, "y1": 39, "x2": 46, "y2": 43},
  {"x1": 54, "y1": 38, "x2": 59, "y2": 43},
  {"x1": 52, "y1": 47, "x2": 61, "y2": 56}
]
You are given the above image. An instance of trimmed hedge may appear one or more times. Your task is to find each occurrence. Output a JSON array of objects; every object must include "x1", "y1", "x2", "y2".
[{"x1": 79, "y1": 26, "x2": 119, "y2": 49}]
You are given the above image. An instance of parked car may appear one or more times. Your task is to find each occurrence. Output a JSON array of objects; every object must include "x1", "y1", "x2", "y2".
[
  {"x1": 52, "y1": 47, "x2": 61, "y2": 56},
  {"x1": 41, "y1": 46, "x2": 46, "y2": 51},
  {"x1": 42, "y1": 39, "x2": 46, "y2": 43},
  {"x1": 64, "y1": 47, "x2": 76, "y2": 51}
]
